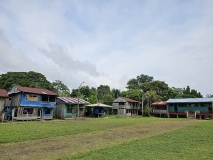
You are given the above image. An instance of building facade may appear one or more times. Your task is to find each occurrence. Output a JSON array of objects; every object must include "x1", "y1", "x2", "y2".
[
  {"x1": 55, "y1": 97, "x2": 89, "y2": 119},
  {"x1": 167, "y1": 98, "x2": 213, "y2": 119},
  {"x1": 0, "y1": 89, "x2": 9, "y2": 122},
  {"x1": 151, "y1": 101, "x2": 167, "y2": 117},
  {"x1": 112, "y1": 97, "x2": 139, "y2": 116},
  {"x1": 5, "y1": 86, "x2": 58, "y2": 120}
]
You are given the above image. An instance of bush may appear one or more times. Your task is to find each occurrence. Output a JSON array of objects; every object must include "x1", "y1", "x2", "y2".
[{"x1": 143, "y1": 105, "x2": 152, "y2": 117}]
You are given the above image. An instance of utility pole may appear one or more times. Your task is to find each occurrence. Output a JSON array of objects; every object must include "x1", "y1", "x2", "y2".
[
  {"x1": 77, "y1": 82, "x2": 84, "y2": 118},
  {"x1": 141, "y1": 90, "x2": 144, "y2": 116}
]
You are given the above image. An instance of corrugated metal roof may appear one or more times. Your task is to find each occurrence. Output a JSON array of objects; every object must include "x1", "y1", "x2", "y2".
[
  {"x1": 152, "y1": 101, "x2": 167, "y2": 105},
  {"x1": 8, "y1": 86, "x2": 58, "y2": 96},
  {"x1": 167, "y1": 98, "x2": 213, "y2": 103},
  {"x1": 58, "y1": 97, "x2": 89, "y2": 104},
  {"x1": 86, "y1": 103, "x2": 112, "y2": 108},
  {"x1": 0, "y1": 89, "x2": 8, "y2": 97},
  {"x1": 114, "y1": 97, "x2": 138, "y2": 103}
]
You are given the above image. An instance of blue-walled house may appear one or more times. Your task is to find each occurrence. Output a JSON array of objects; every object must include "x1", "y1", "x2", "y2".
[
  {"x1": 6, "y1": 86, "x2": 58, "y2": 120},
  {"x1": 167, "y1": 98, "x2": 213, "y2": 119}
]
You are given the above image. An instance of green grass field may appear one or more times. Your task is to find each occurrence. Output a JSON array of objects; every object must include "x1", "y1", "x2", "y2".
[{"x1": 0, "y1": 117, "x2": 212, "y2": 160}]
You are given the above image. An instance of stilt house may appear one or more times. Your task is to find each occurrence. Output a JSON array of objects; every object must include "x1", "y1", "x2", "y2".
[
  {"x1": 151, "y1": 101, "x2": 167, "y2": 117},
  {"x1": 167, "y1": 98, "x2": 213, "y2": 119},
  {"x1": 112, "y1": 97, "x2": 139, "y2": 116},
  {"x1": 5, "y1": 86, "x2": 58, "y2": 120},
  {"x1": 55, "y1": 97, "x2": 89, "y2": 119},
  {"x1": 0, "y1": 89, "x2": 8, "y2": 122}
]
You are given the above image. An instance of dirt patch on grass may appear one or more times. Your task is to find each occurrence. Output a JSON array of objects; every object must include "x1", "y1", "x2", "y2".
[{"x1": 0, "y1": 119, "x2": 199, "y2": 160}]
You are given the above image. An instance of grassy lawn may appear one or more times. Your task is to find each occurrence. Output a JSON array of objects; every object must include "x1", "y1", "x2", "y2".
[
  {"x1": 0, "y1": 117, "x2": 211, "y2": 160},
  {"x1": 0, "y1": 116, "x2": 163, "y2": 144},
  {"x1": 63, "y1": 120, "x2": 213, "y2": 160}
]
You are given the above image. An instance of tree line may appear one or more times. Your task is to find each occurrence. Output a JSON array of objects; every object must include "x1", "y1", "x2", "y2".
[{"x1": 0, "y1": 71, "x2": 208, "y2": 110}]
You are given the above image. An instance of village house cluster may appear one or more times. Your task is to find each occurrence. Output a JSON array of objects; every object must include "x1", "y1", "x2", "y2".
[{"x1": 0, "y1": 86, "x2": 213, "y2": 122}]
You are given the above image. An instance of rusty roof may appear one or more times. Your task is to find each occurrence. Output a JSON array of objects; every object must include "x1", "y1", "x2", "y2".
[
  {"x1": 58, "y1": 97, "x2": 89, "y2": 104},
  {"x1": 152, "y1": 101, "x2": 167, "y2": 105},
  {"x1": 114, "y1": 97, "x2": 138, "y2": 103},
  {"x1": 0, "y1": 89, "x2": 8, "y2": 97},
  {"x1": 10, "y1": 86, "x2": 58, "y2": 96}
]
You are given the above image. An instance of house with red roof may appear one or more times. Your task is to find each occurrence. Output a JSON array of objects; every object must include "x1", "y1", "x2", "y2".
[
  {"x1": 55, "y1": 97, "x2": 89, "y2": 119},
  {"x1": 0, "y1": 89, "x2": 8, "y2": 122},
  {"x1": 112, "y1": 97, "x2": 139, "y2": 116},
  {"x1": 151, "y1": 101, "x2": 167, "y2": 117},
  {"x1": 5, "y1": 86, "x2": 58, "y2": 120}
]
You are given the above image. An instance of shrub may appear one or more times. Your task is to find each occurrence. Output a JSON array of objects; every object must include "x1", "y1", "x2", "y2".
[{"x1": 143, "y1": 105, "x2": 152, "y2": 117}]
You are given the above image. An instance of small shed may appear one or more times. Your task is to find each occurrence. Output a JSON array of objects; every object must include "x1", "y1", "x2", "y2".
[
  {"x1": 0, "y1": 89, "x2": 9, "y2": 122},
  {"x1": 55, "y1": 97, "x2": 89, "y2": 119},
  {"x1": 86, "y1": 103, "x2": 113, "y2": 117},
  {"x1": 151, "y1": 101, "x2": 167, "y2": 117}
]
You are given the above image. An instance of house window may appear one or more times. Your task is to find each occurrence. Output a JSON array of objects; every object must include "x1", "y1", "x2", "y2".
[
  {"x1": 42, "y1": 95, "x2": 48, "y2": 102},
  {"x1": 67, "y1": 106, "x2": 72, "y2": 113},
  {"x1": 179, "y1": 103, "x2": 187, "y2": 107},
  {"x1": 45, "y1": 108, "x2": 51, "y2": 114},
  {"x1": 26, "y1": 94, "x2": 39, "y2": 101},
  {"x1": 41, "y1": 95, "x2": 56, "y2": 102},
  {"x1": 119, "y1": 102, "x2": 124, "y2": 105},
  {"x1": 190, "y1": 103, "x2": 198, "y2": 107},
  {"x1": 169, "y1": 104, "x2": 173, "y2": 107},
  {"x1": 201, "y1": 103, "x2": 209, "y2": 107},
  {"x1": 49, "y1": 96, "x2": 56, "y2": 102},
  {"x1": 23, "y1": 108, "x2": 33, "y2": 114}
]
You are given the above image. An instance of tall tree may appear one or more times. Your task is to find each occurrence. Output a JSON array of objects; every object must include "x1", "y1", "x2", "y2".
[
  {"x1": 51, "y1": 80, "x2": 70, "y2": 96},
  {"x1": 102, "y1": 94, "x2": 114, "y2": 105},
  {"x1": 79, "y1": 86, "x2": 91, "y2": 99},
  {"x1": 145, "y1": 90, "x2": 160, "y2": 107},
  {"x1": 126, "y1": 74, "x2": 154, "y2": 90},
  {"x1": 121, "y1": 89, "x2": 141, "y2": 101},
  {"x1": 111, "y1": 88, "x2": 121, "y2": 99},
  {"x1": 0, "y1": 71, "x2": 53, "y2": 91},
  {"x1": 70, "y1": 86, "x2": 97, "y2": 102},
  {"x1": 97, "y1": 85, "x2": 111, "y2": 101},
  {"x1": 182, "y1": 86, "x2": 203, "y2": 98},
  {"x1": 206, "y1": 94, "x2": 213, "y2": 98},
  {"x1": 70, "y1": 89, "x2": 78, "y2": 98}
]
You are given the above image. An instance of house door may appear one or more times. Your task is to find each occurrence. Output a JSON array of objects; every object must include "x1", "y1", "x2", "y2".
[
  {"x1": 38, "y1": 109, "x2": 42, "y2": 118},
  {"x1": 174, "y1": 104, "x2": 178, "y2": 112},
  {"x1": 209, "y1": 105, "x2": 212, "y2": 113}
]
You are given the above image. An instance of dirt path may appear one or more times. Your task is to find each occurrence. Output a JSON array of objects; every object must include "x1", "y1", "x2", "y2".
[{"x1": 0, "y1": 120, "x2": 200, "y2": 160}]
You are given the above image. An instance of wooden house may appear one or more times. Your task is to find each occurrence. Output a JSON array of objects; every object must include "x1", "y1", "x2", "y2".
[
  {"x1": 167, "y1": 98, "x2": 213, "y2": 119},
  {"x1": 55, "y1": 97, "x2": 89, "y2": 119},
  {"x1": 5, "y1": 86, "x2": 58, "y2": 120},
  {"x1": 0, "y1": 89, "x2": 9, "y2": 122},
  {"x1": 112, "y1": 97, "x2": 139, "y2": 116},
  {"x1": 151, "y1": 101, "x2": 167, "y2": 117}
]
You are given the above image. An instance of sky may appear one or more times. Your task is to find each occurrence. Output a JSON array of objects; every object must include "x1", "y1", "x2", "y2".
[{"x1": 0, "y1": 0, "x2": 213, "y2": 96}]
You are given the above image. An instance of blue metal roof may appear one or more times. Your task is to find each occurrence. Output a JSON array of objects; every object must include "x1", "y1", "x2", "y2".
[{"x1": 167, "y1": 98, "x2": 213, "y2": 103}]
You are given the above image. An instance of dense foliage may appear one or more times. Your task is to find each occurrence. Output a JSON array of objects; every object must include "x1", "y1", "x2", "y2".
[
  {"x1": 52, "y1": 80, "x2": 70, "y2": 96},
  {"x1": 0, "y1": 72, "x2": 204, "y2": 107},
  {"x1": 0, "y1": 71, "x2": 53, "y2": 91}
]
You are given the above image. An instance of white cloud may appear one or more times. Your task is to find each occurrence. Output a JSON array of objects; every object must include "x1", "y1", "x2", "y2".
[{"x1": 0, "y1": 0, "x2": 213, "y2": 96}]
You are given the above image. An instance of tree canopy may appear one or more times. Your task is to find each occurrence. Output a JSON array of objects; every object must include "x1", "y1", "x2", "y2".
[
  {"x1": 0, "y1": 71, "x2": 204, "y2": 106},
  {"x1": 52, "y1": 80, "x2": 70, "y2": 96},
  {"x1": 0, "y1": 71, "x2": 53, "y2": 91}
]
